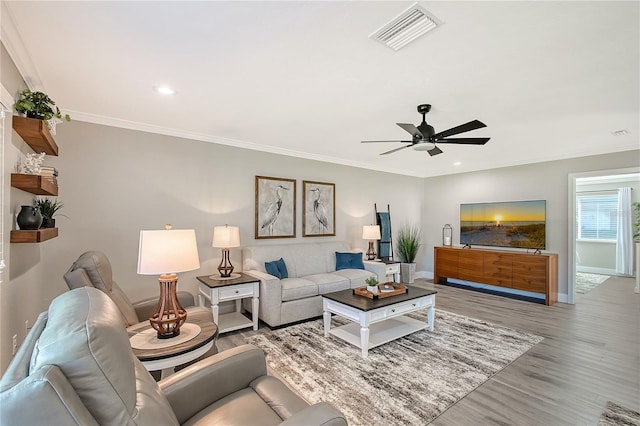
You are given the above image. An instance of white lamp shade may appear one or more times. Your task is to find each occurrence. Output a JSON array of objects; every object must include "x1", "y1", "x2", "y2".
[
  {"x1": 212, "y1": 225, "x2": 240, "y2": 248},
  {"x1": 362, "y1": 225, "x2": 381, "y2": 240},
  {"x1": 137, "y1": 229, "x2": 200, "y2": 275}
]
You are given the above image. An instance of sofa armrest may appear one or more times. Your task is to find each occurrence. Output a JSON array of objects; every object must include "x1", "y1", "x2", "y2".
[
  {"x1": 363, "y1": 261, "x2": 386, "y2": 282},
  {"x1": 279, "y1": 402, "x2": 348, "y2": 426},
  {"x1": 133, "y1": 291, "x2": 195, "y2": 321},
  {"x1": 159, "y1": 344, "x2": 268, "y2": 424},
  {"x1": 244, "y1": 270, "x2": 284, "y2": 327}
]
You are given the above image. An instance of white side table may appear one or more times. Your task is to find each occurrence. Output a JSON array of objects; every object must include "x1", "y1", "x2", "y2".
[
  {"x1": 197, "y1": 273, "x2": 259, "y2": 333},
  {"x1": 383, "y1": 261, "x2": 401, "y2": 283}
]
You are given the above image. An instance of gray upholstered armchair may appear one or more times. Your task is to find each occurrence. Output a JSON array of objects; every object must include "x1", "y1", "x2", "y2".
[
  {"x1": 63, "y1": 250, "x2": 212, "y2": 325},
  {"x1": 0, "y1": 287, "x2": 348, "y2": 426}
]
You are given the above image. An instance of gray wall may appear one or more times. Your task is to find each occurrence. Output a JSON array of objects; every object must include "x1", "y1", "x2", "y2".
[
  {"x1": 421, "y1": 151, "x2": 640, "y2": 301},
  {"x1": 2, "y1": 119, "x2": 424, "y2": 372},
  {"x1": 3, "y1": 112, "x2": 639, "y2": 373}
]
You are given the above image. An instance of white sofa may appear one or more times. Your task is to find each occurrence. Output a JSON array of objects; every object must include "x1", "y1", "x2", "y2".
[{"x1": 242, "y1": 241, "x2": 386, "y2": 327}]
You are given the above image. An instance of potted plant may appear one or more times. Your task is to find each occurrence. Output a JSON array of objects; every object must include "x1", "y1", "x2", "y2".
[
  {"x1": 14, "y1": 89, "x2": 71, "y2": 122},
  {"x1": 365, "y1": 276, "x2": 379, "y2": 294},
  {"x1": 396, "y1": 224, "x2": 421, "y2": 284},
  {"x1": 33, "y1": 197, "x2": 66, "y2": 228}
]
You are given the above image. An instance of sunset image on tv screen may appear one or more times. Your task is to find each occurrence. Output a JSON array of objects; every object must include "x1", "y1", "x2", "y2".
[{"x1": 460, "y1": 200, "x2": 546, "y2": 249}]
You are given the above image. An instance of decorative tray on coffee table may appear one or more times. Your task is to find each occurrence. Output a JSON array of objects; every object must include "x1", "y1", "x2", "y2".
[{"x1": 353, "y1": 283, "x2": 408, "y2": 299}]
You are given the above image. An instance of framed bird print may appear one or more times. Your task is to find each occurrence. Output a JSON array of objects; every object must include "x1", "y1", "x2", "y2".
[
  {"x1": 303, "y1": 180, "x2": 335, "y2": 237},
  {"x1": 255, "y1": 176, "x2": 296, "y2": 239}
]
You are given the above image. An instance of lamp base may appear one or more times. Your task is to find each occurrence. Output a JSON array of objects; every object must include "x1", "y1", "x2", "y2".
[
  {"x1": 218, "y1": 248, "x2": 235, "y2": 277},
  {"x1": 149, "y1": 273, "x2": 187, "y2": 339},
  {"x1": 154, "y1": 327, "x2": 180, "y2": 340},
  {"x1": 366, "y1": 240, "x2": 377, "y2": 261}
]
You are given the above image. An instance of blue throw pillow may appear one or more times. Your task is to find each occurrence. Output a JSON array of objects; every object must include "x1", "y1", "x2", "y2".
[
  {"x1": 335, "y1": 252, "x2": 365, "y2": 271},
  {"x1": 275, "y1": 258, "x2": 288, "y2": 279},
  {"x1": 265, "y1": 258, "x2": 288, "y2": 279},
  {"x1": 265, "y1": 260, "x2": 281, "y2": 278}
]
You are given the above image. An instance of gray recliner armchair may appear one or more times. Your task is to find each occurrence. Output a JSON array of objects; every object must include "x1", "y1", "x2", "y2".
[
  {"x1": 0, "y1": 287, "x2": 348, "y2": 426},
  {"x1": 63, "y1": 250, "x2": 212, "y2": 325}
]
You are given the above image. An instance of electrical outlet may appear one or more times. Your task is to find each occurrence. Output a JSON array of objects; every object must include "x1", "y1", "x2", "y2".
[{"x1": 12, "y1": 334, "x2": 17, "y2": 355}]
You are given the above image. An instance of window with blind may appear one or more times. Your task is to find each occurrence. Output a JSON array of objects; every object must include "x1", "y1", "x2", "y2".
[{"x1": 576, "y1": 193, "x2": 618, "y2": 241}]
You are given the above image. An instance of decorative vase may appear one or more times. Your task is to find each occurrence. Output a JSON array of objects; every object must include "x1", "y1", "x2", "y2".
[
  {"x1": 367, "y1": 285, "x2": 378, "y2": 294},
  {"x1": 17, "y1": 205, "x2": 42, "y2": 230},
  {"x1": 401, "y1": 263, "x2": 416, "y2": 284},
  {"x1": 25, "y1": 111, "x2": 45, "y2": 120},
  {"x1": 41, "y1": 217, "x2": 55, "y2": 229}
]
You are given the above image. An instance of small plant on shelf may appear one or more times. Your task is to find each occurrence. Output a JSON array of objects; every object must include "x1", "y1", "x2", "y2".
[
  {"x1": 14, "y1": 89, "x2": 71, "y2": 122},
  {"x1": 33, "y1": 197, "x2": 66, "y2": 228}
]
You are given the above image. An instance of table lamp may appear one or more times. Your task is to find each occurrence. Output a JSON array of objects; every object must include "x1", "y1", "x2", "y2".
[
  {"x1": 362, "y1": 225, "x2": 381, "y2": 260},
  {"x1": 211, "y1": 224, "x2": 240, "y2": 279},
  {"x1": 137, "y1": 225, "x2": 200, "y2": 339}
]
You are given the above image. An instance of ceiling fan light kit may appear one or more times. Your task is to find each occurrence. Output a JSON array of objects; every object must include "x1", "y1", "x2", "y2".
[{"x1": 362, "y1": 103, "x2": 490, "y2": 157}]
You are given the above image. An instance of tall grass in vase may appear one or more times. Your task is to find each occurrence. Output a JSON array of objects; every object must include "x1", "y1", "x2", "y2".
[{"x1": 396, "y1": 224, "x2": 421, "y2": 284}]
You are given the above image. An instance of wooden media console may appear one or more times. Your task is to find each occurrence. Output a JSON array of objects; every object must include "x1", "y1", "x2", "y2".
[{"x1": 434, "y1": 246, "x2": 558, "y2": 305}]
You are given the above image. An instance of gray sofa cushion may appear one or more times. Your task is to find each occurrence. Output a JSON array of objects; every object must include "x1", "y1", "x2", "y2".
[
  {"x1": 306, "y1": 273, "x2": 350, "y2": 294},
  {"x1": 64, "y1": 251, "x2": 140, "y2": 326},
  {"x1": 333, "y1": 269, "x2": 375, "y2": 288},
  {"x1": 0, "y1": 365, "x2": 100, "y2": 426},
  {"x1": 30, "y1": 287, "x2": 179, "y2": 426},
  {"x1": 281, "y1": 278, "x2": 318, "y2": 302}
]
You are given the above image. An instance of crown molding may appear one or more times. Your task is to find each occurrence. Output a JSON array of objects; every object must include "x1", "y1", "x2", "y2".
[
  {"x1": 67, "y1": 110, "x2": 422, "y2": 178},
  {"x1": 0, "y1": 2, "x2": 44, "y2": 91}
]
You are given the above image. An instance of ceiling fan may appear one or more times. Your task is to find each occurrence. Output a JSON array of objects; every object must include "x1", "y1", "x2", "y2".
[{"x1": 362, "y1": 104, "x2": 490, "y2": 156}]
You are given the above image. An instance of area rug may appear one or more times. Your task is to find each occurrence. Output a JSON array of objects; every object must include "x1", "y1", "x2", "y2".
[
  {"x1": 598, "y1": 401, "x2": 640, "y2": 425},
  {"x1": 576, "y1": 272, "x2": 610, "y2": 294},
  {"x1": 246, "y1": 310, "x2": 542, "y2": 425}
]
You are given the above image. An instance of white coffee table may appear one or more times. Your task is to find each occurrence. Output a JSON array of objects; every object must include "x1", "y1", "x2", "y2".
[{"x1": 322, "y1": 285, "x2": 436, "y2": 359}]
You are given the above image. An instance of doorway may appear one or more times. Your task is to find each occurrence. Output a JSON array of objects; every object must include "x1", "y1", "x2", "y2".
[{"x1": 568, "y1": 168, "x2": 640, "y2": 304}]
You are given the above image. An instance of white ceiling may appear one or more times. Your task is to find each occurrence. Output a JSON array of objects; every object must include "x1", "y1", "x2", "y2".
[{"x1": 3, "y1": 1, "x2": 639, "y2": 178}]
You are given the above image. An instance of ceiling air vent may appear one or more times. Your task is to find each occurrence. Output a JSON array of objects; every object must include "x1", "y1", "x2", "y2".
[{"x1": 370, "y1": 3, "x2": 442, "y2": 51}]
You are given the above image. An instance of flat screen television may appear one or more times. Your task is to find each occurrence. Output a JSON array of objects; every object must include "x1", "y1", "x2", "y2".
[{"x1": 460, "y1": 200, "x2": 546, "y2": 249}]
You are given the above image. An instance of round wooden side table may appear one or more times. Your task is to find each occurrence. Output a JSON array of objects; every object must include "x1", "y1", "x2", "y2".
[{"x1": 128, "y1": 317, "x2": 218, "y2": 379}]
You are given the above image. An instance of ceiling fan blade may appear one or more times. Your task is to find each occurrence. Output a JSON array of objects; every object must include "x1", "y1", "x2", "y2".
[
  {"x1": 361, "y1": 140, "x2": 413, "y2": 144},
  {"x1": 396, "y1": 123, "x2": 424, "y2": 139},
  {"x1": 432, "y1": 120, "x2": 486, "y2": 140},
  {"x1": 380, "y1": 145, "x2": 412, "y2": 155},
  {"x1": 437, "y1": 137, "x2": 491, "y2": 145},
  {"x1": 427, "y1": 146, "x2": 443, "y2": 156}
]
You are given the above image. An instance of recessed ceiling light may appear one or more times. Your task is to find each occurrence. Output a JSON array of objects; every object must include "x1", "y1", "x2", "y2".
[
  {"x1": 453, "y1": 161, "x2": 462, "y2": 166},
  {"x1": 154, "y1": 86, "x2": 176, "y2": 95}
]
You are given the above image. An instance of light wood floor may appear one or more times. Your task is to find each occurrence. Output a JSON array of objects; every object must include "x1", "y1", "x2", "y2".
[{"x1": 216, "y1": 276, "x2": 640, "y2": 425}]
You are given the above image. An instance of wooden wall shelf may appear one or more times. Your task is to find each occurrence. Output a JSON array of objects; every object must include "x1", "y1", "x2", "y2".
[
  {"x1": 11, "y1": 174, "x2": 58, "y2": 196},
  {"x1": 11, "y1": 228, "x2": 58, "y2": 243},
  {"x1": 12, "y1": 116, "x2": 59, "y2": 156}
]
